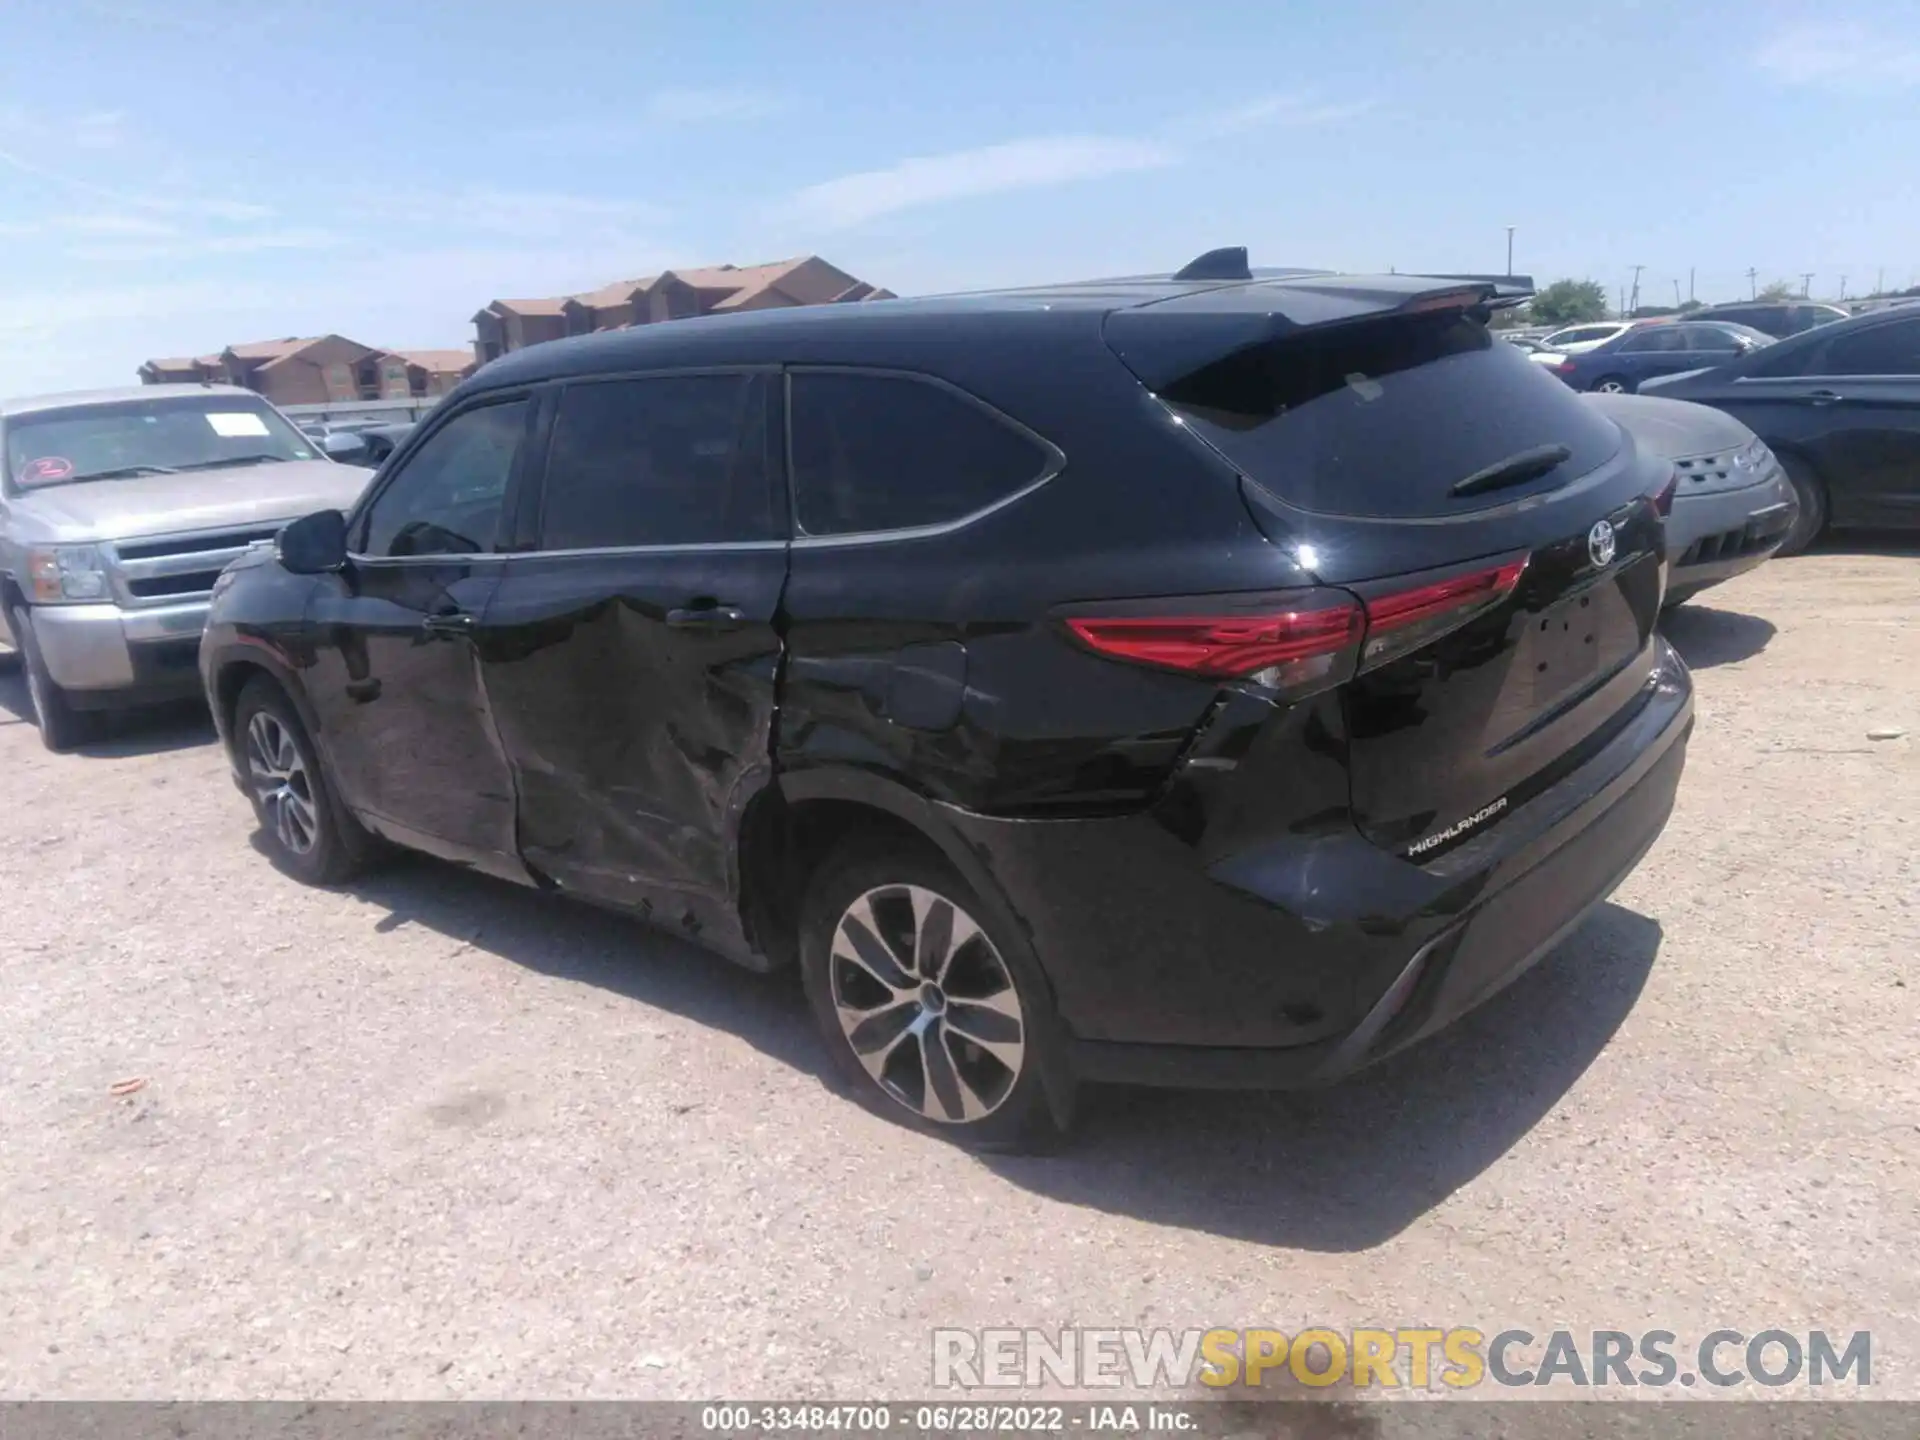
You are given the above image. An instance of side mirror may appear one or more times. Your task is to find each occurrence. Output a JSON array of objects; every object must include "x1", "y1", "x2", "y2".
[
  {"x1": 278, "y1": 509, "x2": 349, "y2": 574},
  {"x1": 321, "y1": 430, "x2": 373, "y2": 466}
]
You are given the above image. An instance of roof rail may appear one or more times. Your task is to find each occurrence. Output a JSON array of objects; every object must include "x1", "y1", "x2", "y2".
[{"x1": 1171, "y1": 246, "x2": 1253, "y2": 282}]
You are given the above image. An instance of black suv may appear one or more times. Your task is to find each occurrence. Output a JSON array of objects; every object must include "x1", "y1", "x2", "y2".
[{"x1": 201, "y1": 253, "x2": 1694, "y2": 1147}]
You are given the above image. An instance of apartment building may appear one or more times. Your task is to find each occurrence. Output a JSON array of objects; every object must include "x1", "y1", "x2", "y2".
[
  {"x1": 139, "y1": 337, "x2": 474, "y2": 405},
  {"x1": 471, "y1": 255, "x2": 893, "y2": 363}
]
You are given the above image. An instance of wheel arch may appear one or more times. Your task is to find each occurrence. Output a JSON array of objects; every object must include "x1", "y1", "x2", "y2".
[
  {"x1": 735, "y1": 767, "x2": 1019, "y2": 974},
  {"x1": 206, "y1": 644, "x2": 327, "y2": 763}
]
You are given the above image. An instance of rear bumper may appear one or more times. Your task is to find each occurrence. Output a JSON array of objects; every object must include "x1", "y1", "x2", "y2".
[{"x1": 946, "y1": 641, "x2": 1693, "y2": 1090}]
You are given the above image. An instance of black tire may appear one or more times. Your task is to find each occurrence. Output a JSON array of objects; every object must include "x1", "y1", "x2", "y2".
[
  {"x1": 1775, "y1": 453, "x2": 1828, "y2": 557},
  {"x1": 1590, "y1": 374, "x2": 1635, "y2": 394},
  {"x1": 10, "y1": 605, "x2": 92, "y2": 752},
  {"x1": 799, "y1": 838, "x2": 1074, "y2": 1151},
  {"x1": 232, "y1": 675, "x2": 369, "y2": 885}
]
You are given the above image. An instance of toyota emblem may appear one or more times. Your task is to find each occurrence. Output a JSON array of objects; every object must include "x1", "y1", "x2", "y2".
[{"x1": 1587, "y1": 519, "x2": 1617, "y2": 569}]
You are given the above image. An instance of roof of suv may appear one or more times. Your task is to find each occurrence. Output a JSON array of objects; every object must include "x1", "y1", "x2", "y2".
[
  {"x1": 0, "y1": 383, "x2": 259, "y2": 420},
  {"x1": 1697, "y1": 300, "x2": 1846, "y2": 316},
  {"x1": 468, "y1": 266, "x2": 1523, "y2": 394}
]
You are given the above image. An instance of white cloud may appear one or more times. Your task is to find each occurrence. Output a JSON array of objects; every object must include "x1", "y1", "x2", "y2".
[
  {"x1": 1755, "y1": 23, "x2": 1920, "y2": 89},
  {"x1": 72, "y1": 111, "x2": 127, "y2": 150},
  {"x1": 192, "y1": 198, "x2": 277, "y2": 223},
  {"x1": 70, "y1": 227, "x2": 342, "y2": 261},
  {"x1": 1179, "y1": 93, "x2": 1378, "y2": 138},
  {"x1": 62, "y1": 213, "x2": 181, "y2": 237},
  {"x1": 645, "y1": 86, "x2": 781, "y2": 124},
  {"x1": 789, "y1": 135, "x2": 1177, "y2": 230}
]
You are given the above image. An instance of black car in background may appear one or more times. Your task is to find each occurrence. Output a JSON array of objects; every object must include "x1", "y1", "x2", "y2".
[
  {"x1": 1641, "y1": 307, "x2": 1920, "y2": 553},
  {"x1": 1692, "y1": 300, "x2": 1849, "y2": 340},
  {"x1": 1543, "y1": 320, "x2": 1771, "y2": 394},
  {"x1": 200, "y1": 253, "x2": 1693, "y2": 1147}
]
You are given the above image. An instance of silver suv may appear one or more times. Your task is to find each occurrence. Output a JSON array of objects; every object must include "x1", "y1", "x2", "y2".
[{"x1": 1, "y1": 385, "x2": 374, "y2": 750}]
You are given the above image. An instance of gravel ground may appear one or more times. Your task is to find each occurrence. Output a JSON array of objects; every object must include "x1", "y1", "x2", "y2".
[{"x1": 1, "y1": 546, "x2": 1915, "y2": 1403}]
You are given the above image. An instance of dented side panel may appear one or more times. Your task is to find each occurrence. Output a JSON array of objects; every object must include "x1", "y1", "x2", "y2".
[{"x1": 478, "y1": 546, "x2": 789, "y2": 959}]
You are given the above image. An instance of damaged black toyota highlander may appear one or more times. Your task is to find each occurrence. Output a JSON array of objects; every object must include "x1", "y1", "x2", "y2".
[{"x1": 200, "y1": 250, "x2": 1693, "y2": 1148}]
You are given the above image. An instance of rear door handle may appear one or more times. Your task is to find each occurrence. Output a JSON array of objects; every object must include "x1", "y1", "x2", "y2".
[
  {"x1": 421, "y1": 610, "x2": 475, "y2": 635},
  {"x1": 1806, "y1": 388, "x2": 1845, "y2": 406},
  {"x1": 666, "y1": 604, "x2": 746, "y2": 631}
]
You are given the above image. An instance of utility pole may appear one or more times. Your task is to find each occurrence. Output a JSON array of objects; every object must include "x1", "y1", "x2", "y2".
[
  {"x1": 1618, "y1": 284, "x2": 1626, "y2": 317},
  {"x1": 1689, "y1": 267, "x2": 1695, "y2": 303},
  {"x1": 1628, "y1": 264, "x2": 1645, "y2": 315},
  {"x1": 1747, "y1": 267, "x2": 1758, "y2": 298},
  {"x1": 1840, "y1": 275, "x2": 1848, "y2": 300},
  {"x1": 1505, "y1": 225, "x2": 1515, "y2": 276},
  {"x1": 1673, "y1": 279, "x2": 1682, "y2": 307},
  {"x1": 1801, "y1": 272, "x2": 1815, "y2": 298}
]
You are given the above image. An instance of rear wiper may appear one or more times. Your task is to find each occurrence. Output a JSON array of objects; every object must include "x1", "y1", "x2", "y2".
[
  {"x1": 176, "y1": 454, "x2": 290, "y2": 471},
  {"x1": 1448, "y1": 443, "x2": 1573, "y2": 499},
  {"x1": 66, "y1": 463, "x2": 180, "y2": 481}
]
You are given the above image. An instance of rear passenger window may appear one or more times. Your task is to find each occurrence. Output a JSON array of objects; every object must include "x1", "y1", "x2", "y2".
[
  {"x1": 540, "y1": 373, "x2": 775, "y2": 549},
  {"x1": 788, "y1": 371, "x2": 1052, "y2": 536}
]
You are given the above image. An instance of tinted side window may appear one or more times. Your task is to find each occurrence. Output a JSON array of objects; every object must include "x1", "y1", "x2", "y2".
[
  {"x1": 789, "y1": 371, "x2": 1051, "y2": 536},
  {"x1": 539, "y1": 374, "x2": 775, "y2": 548},
  {"x1": 1817, "y1": 319, "x2": 1920, "y2": 376},
  {"x1": 1680, "y1": 326, "x2": 1737, "y2": 352},
  {"x1": 1619, "y1": 329, "x2": 1676, "y2": 353},
  {"x1": 1749, "y1": 338, "x2": 1818, "y2": 378},
  {"x1": 358, "y1": 399, "x2": 526, "y2": 557}
]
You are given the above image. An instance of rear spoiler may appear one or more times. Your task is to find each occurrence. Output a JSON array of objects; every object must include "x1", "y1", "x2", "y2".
[
  {"x1": 1108, "y1": 273, "x2": 1539, "y2": 391},
  {"x1": 1413, "y1": 273, "x2": 1536, "y2": 311}
]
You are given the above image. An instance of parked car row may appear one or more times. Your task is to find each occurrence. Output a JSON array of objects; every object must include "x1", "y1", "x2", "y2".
[
  {"x1": 0, "y1": 254, "x2": 1869, "y2": 1147},
  {"x1": 1539, "y1": 320, "x2": 1773, "y2": 394},
  {"x1": 1515, "y1": 304, "x2": 1920, "y2": 555}
]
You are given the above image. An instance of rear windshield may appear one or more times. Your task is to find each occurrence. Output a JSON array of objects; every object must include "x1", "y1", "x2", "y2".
[
  {"x1": 5, "y1": 395, "x2": 316, "y2": 489},
  {"x1": 1159, "y1": 312, "x2": 1623, "y2": 519}
]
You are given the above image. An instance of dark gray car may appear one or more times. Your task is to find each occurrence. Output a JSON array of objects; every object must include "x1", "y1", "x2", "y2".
[
  {"x1": 1640, "y1": 307, "x2": 1920, "y2": 552},
  {"x1": 1586, "y1": 393, "x2": 1796, "y2": 606}
]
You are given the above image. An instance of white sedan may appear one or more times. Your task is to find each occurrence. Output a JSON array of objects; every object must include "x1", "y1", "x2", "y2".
[{"x1": 1536, "y1": 321, "x2": 1638, "y2": 354}]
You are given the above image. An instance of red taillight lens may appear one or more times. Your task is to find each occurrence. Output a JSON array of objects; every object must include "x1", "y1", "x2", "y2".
[
  {"x1": 1064, "y1": 589, "x2": 1365, "y2": 695},
  {"x1": 1355, "y1": 556, "x2": 1530, "y2": 672},
  {"x1": 1553, "y1": 360, "x2": 1577, "y2": 374},
  {"x1": 1063, "y1": 560, "x2": 1529, "y2": 693},
  {"x1": 1066, "y1": 601, "x2": 1362, "y2": 679}
]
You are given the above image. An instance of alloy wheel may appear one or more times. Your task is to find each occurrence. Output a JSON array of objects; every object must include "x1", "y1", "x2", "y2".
[
  {"x1": 246, "y1": 710, "x2": 320, "y2": 855},
  {"x1": 828, "y1": 883, "x2": 1026, "y2": 1124},
  {"x1": 1595, "y1": 378, "x2": 1628, "y2": 393}
]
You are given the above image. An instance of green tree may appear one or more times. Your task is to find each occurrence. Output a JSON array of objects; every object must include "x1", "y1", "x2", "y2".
[
  {"x1": 1757, "y1": 280, "x2": 1797, "y2": 302},
  {"x1": 1678, "y1": 298, "x2": 1703, "y2": 312},
  {"x1": 1529, "y1": 279, "x2": 1609, "y2": 325}
]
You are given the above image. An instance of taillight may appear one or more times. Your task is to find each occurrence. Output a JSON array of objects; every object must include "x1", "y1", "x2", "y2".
[
  {"x1": 1063, "y1": 558, "x2": 1529, "y2": 694},
  {"x1": 1064, "y1": 589, "x2": 1364, "y2": 695},
  {"x1": 1354, "y1": 557, "x2": 1529, "y2": 672},
  {"x1": 1553, "y1": 360, "x2": 1577, "y2": 375}
]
